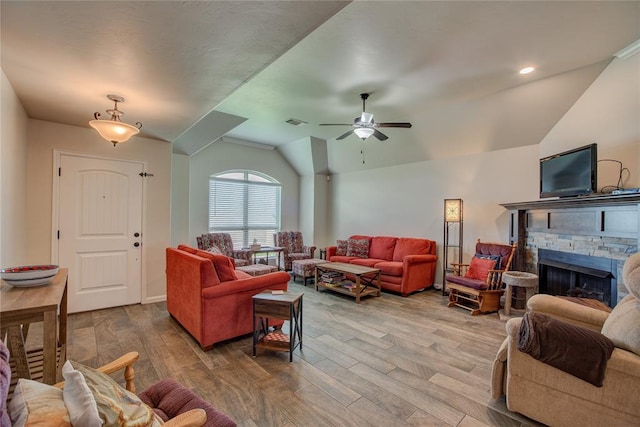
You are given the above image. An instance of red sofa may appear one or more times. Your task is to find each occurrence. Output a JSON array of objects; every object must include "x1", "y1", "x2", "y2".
[
  {"x1": 326, "y1": 235, "x2": 437, "y2": 296},
  {"x1": 166, "y1": 245, "x2": 290, "y2": 350}
]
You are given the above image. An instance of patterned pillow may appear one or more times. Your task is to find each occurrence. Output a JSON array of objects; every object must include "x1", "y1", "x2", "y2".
[
  {"x1": 70, "y1": 360, "x2": 161, "y2": 426},
  {"x1": 207, "y1": 245, "x2": 223, "y2": 255},
  {"x1": 465, "y1": 256, "x2": 497, "y2": 281},
  {"x1": 8, "y1": 379, "x2": 71, "y2": 426},
  {"x1": 346, "y1": 238, "x2": 369, "y2": 258},
  {"x1": 336, "y1": 240, "x2": 348, "y2": 256}
]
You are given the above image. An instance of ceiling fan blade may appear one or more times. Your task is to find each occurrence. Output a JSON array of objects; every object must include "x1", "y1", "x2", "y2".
[
  {"x1": 336, "y1": 130, "x2": 354, "y2": 140},
  {"x1": 319, "y1": 123, "x2": 353, "y2": 126},
  {"x1": 373, "y1": 129, "x2": 388, "y2": 141},
  {"x1": 376, "y1": 122, "x2": 412, "y2": 128}
]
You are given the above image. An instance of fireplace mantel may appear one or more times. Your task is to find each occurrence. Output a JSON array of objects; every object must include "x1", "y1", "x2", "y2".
[
  {"x1": 501, "y1": 193, "x2": 640, "y2": 210},
  {"x1": 501, "y1": 193, "x2": 639, "y2": 305}
]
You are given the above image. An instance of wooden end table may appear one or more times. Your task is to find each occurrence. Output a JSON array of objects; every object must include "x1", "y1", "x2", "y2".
[
  {"x1": 1, "y1": 268, "x2": 68, "y2": 385},
  {"x1": 252, "y1": 291, "x2": 303, "y2": 362}
]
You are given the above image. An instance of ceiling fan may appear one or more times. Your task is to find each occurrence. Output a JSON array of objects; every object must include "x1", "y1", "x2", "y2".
[{"x1": 319, "y1": 93, "x2": 412, "y2": 141}]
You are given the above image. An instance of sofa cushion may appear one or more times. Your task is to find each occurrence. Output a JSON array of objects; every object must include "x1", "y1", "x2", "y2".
[
  {"x1": 235, "y1": 270, "x2": 253, "y2": 279},
  {"x1": 177, "y1": 244, "x2": 198, "y2": 254},
  {"x1": 369, "y1": 236, "x2": 397, "y2": 260},
  {"x1": 374, "y1": 261, "x2": 403, "y2": 276},
  {"x1": 350, "y1": 258, "x2": 385, "y2": 268},
  {"x1": 446, "y1": 275, "x2": 488, "y2": 290},
  {"x1": 196, "y1": 250, "x2": 238, "y2": 282},
  {"x1": 329, "y1": 255, "x2": 357, "y2": 263},
  {"x1": 347, "y1": 238, "x2": 369, "y2": 258},
  {"x1": 601, "y1": 294, "x2": 640, "y2": 356},
  {"x1": 622, "y1": 252, "x2": 640, "y2": 299},
  {"x1": 393, "y1": 238, "x2": 432, "y2": 262},
  {"x1": 465, "y1": 256, "x2": 497, "y2": 281},
  {"x1": 336, "y1": 240, "x2": 348, "y2": 256}
]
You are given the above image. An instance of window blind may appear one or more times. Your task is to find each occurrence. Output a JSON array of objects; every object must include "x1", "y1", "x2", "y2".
[{"x1": 209, "y1": 173, "x2": 281, "y2": 248}]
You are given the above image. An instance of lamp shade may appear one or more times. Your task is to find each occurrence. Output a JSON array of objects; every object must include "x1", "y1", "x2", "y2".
[
  {"x1": 444, "y1": 199, "x2": 463, "y2": 222},
  {"x1": 354, "y1": 127, "x2": 375, "y2": 139},
  {"x1": 89, "y1": 119, "x2": 140, "y2": 144}
]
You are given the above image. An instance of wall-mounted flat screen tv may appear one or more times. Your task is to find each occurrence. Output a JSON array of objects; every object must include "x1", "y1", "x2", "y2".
[{"x1": 540, "y1": 143, "x2": 597, "y2": 198}]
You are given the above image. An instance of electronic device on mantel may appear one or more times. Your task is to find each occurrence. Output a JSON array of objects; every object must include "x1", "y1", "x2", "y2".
[{"x1": 540, "y1": 144, "x2": 597, "y2": 198}]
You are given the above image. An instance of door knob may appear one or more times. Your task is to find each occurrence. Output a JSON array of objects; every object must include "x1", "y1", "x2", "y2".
[
  {"x1": 134, "y1": 242, "x2": 140, "y2": 247},
  {"x1": 134, "y1": 232, "x2": 140, "y2": 237}
]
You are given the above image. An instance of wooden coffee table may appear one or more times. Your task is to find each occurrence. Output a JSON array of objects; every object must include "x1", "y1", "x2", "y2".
[{"x1": 315, "y1": 262, "x2": 381, "y2": 303}]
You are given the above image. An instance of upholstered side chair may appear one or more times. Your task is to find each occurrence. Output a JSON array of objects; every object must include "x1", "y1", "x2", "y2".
[
  {"x1": 274, "y1": 231, "x2": 316, "y2": 271},
  {"x1": 196, "y1": 233, "x2": 253, "y2": 267}
]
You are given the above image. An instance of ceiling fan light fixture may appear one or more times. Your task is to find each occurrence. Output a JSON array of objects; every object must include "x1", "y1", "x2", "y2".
[
  {"x1": 354, "y1": 127, "x2": 375, "y2": 140},
  {"x1": 89, "y1": 94, "x2": 142, "y2": 147}
]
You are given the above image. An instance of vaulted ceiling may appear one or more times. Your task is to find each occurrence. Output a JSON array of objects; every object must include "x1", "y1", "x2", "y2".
[{"x1": 2, "y1": 1, "x2": 639, "y2": 174}]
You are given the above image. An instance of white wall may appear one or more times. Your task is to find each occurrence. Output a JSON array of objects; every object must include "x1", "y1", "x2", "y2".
[
  {"x1": 188, "y1": 140, "x2": 299, "y2": 246},
  {"x1": 0, "y1": 70, "x2": 29, "y2": 268},
  {"x1": 26, "y1": 120, "x2": 172, "y2": 302},
  {"x1": 331, "y1": 145, "x2": 540, "y2": 285},
  {"x1": 171, "y1": 154, "x2": 190, "y2": 247},
  {"x1": 540, "y1": 54, "x2": 640, "y2": 190}
]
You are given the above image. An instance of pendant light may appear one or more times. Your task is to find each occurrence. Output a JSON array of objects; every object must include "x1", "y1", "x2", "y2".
[{"x1": 89, "y1": 95, "x2": 142, "y2": 146}]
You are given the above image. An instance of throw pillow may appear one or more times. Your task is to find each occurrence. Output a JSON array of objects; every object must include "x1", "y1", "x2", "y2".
[
  {"x1": 206, "y1": 246, "x2": 223, "y2": 255},
  {"x1": 475, "y1": 254, "x2": 501, "y2": 270},
  {"x1": 465, "y1": 256, "x2": 497, "y2": 281},
  {"x1": 601, "y1": 294, "x2": 640, "y2": 356},
  {"x1": 61, "y1": 361, "x2": 101, "y2": 427},
  {"x1": 8, "y1": 379, "x2": 71, "y2": 426},
  {"x1": 346, "y1": 238, "x2": 369, "y2": 258},
  {"x1": 70, "y1": 360, "x2": 161, "y2": 427},
  {"x1": 622, "y1": 252, "x2": 640, "y2": 299},
  {"x1": 336, "y1": 240, "x2": 348, "y2": 256},
  {"x1": 196, "y1": 250, "x2": 238, "y2": 282}
]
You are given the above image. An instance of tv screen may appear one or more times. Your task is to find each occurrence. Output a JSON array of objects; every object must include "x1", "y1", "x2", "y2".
[{"x1": 540, "y1": 144, "x2": 597, "y2": 198}]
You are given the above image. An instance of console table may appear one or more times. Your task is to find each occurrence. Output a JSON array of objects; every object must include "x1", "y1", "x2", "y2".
[{"x1": 1, "y1": 268, "x2": 68, "y2": 385}]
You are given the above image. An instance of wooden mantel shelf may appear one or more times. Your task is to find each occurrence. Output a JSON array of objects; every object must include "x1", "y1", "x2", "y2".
[{"x1": 501, "y1": 193, "x2": 640, "y2": 210}]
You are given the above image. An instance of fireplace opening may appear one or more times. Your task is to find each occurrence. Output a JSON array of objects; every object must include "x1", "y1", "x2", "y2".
[{"x1": 538, "y1": 249, "x2": 617, "y2": 308}]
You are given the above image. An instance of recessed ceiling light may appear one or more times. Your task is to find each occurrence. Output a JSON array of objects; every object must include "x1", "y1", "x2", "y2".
[{"x1": 519, "y1": 66, "x2": 535, "y2": 75}]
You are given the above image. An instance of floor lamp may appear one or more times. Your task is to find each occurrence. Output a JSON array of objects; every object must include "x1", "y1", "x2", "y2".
[{"x1": 443, "y1": 199, "x2": 463, "y2": 296}]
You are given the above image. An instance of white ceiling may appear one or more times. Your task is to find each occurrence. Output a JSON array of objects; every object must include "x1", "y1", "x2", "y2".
[{"x1": 2, "y1": 1, "x2": 639, "y2": 174}]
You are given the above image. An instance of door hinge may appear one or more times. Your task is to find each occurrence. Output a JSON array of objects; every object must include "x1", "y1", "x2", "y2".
[{"x1": 58, "y1": 167, "x2": 61, "y2": 176}]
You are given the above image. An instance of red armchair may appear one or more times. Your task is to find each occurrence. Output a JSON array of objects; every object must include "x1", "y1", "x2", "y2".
[{"x1": 166, "y1": 245, "x2": 290, "y2": 350}]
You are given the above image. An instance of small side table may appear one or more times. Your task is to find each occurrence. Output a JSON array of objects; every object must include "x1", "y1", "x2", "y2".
[
  {"x1": 253, "y1": 291, "x2": 303, "y2": 362},
  {"x1": 502, "y1": 271, "x2": 538, "y2": 316}
]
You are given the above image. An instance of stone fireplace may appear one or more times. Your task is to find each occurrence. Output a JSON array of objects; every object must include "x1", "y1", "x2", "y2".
[{"x1": 502, "y1": 194, "x2": 640, "y2": 307}]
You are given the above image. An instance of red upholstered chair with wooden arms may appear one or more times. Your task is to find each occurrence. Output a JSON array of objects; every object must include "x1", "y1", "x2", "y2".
[{"x1": 445, "y1": 239, "x2": 517, "y2": 315}]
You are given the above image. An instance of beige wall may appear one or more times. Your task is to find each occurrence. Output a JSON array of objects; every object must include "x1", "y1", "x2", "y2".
[
  {"x1": 171, "y1": 153, "x2": 190, "y2": 247},
  {"x1": 26, "y1": 120, "x2": 172, "y2": 302},
  {"x1": 540, "y1": 54, "x2": 640, "y2": 190},
  {"x1": 0, "y1": 70, "x2": 29, "y2": 268},
  {"x1": 188, "y1": 140, "x2": 299, "y2": 246},
  {"x1": 330, "y1": 145, "x2": 540, "y2": 285}
]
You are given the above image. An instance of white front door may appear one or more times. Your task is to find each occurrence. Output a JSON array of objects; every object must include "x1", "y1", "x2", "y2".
[{"x1": 58, "y1": 154, "x2": 143, "y2": 313}]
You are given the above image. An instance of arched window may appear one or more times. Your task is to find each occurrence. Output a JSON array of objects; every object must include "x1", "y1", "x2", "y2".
[{"x1": 208, "y1": 170, "x2": 281, "y2": 248}]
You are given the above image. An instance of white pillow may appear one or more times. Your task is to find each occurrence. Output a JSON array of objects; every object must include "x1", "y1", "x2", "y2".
[
  {"x1": 8, "y1": 379, "x2": 70, "y2": 427},
  {"x1": 62, "y1": 360, "x2": 103, "y2": 427},
  {"x1": 601, "y1": 294, "x2": 640, "y2": 356}
]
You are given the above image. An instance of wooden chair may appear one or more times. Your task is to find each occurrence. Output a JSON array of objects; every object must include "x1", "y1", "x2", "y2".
[
  {"x1": 53, "y1": 352, "x2": 210, "y2": 426},
  {"x1": 445, "y1": 239, "x2": 517, "y2": 315}
]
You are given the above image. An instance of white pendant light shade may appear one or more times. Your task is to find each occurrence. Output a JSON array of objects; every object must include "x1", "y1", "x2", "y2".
[
  {"x1": 354, "y1": 127, "x2": 375, "y2": 139},
  {"x1": 89, "y1": 119, "x2": 140, "y2": 144},
  {"x1": 90, "y1": 94, "x2": 142, "y2": 146}
]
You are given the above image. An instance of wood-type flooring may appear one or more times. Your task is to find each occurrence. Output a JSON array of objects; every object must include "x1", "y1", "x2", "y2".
[{"x1": 59, "y1": 280, "x2": 542, "y2": 427}]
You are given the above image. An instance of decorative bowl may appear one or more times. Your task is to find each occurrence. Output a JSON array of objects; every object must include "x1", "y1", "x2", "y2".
[{"x1": 1, "y1": 265, "x2": 59, "y2": 287}]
